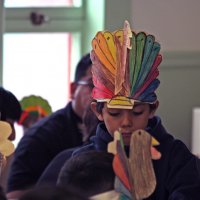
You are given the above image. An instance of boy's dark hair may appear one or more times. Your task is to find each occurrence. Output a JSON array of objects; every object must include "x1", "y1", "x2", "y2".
[
  {"x1": 74, "y1": 53, "x2": 92, "y2": 83},
  {"x1": 0, "y1": 186, "x2": 6, "y2": 200},
  {"x1": 0, "y1": 87, "x2": 22, "y2": 121},
  {"x1": 57, "y1": 151, "x2": 115, "y2": 198},
  {"x1": 19, "y1": 185, "x2": 88, "y2": 200},
  {"x1": 95, "y1": 101, "x2": 104, "y2": 113}
]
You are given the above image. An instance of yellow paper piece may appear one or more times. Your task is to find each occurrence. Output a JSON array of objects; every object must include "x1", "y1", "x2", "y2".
[
  {"x1": 107, "y1": 96, "x2": 134, "y2": 109},
  {"x1": 0, "y1": 121, "x2": 15, "y2": 157}
]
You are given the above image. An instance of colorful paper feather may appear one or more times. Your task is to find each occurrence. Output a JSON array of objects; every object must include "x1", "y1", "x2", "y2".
[
  {"x1": 91, "y1": 20, "x2": 162, "y2": 108},
  {"x1": 108, "y1": 130, "x2": 161, "y2": 200}
]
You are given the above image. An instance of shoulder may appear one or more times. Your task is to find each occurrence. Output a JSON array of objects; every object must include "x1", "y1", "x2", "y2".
[
  {"x1": 148, "y1": 116, "x2": 174, "y2": 144},
  {"x1": 72, "y1": 143, "x2": 96, "y2": 157},
  {"x1": 169, "y1": 139, "x2": 194, "y2": 159}
]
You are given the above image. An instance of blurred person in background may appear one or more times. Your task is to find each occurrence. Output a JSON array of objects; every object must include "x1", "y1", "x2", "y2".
[
  {"x1": 18, "y1": 95, "x2": 52, "y2": 133},
  {"x1": 6, "y1": 53, "x2": 98, "y2": 199}
]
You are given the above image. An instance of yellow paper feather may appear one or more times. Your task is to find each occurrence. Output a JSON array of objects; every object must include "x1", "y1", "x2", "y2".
[
  {"x1": 114, "y1": 30, "x2": 124, "y2": 45},
  {"x1": 103, "y1": 31, "x2": 117, "y2": 63},
  {"x1": 96, "y1": 32, "x2": 116, "y2": 67},
  {"x1": 92, "y1": 36, "x2": 115, "y2": 75}
]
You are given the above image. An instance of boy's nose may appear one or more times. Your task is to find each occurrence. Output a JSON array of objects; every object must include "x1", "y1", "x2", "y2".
[{"x1": 121, "y1": 112, "x2": 133, "y2": 127}]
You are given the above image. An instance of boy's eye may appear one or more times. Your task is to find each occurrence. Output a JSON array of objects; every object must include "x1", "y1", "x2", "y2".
[
  {"x1": 108, "y1": 111, "x2": 120, "y2": 117},
  {"x1": 133, "y1": 111, "x2": 143, "y2": 116}
]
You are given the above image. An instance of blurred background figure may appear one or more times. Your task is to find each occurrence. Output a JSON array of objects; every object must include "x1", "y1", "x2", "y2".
[
  {"x1": 0, "y1": 185, "x2": 7, "y2": 200},
  {"x1": 18, "y1": 185, "x2": 89, "y2": 200},
  {"x1": 6, "y1": 53, "x2": 97, "y2": 199},
  {"x1": 0, "y1": 86, "x2": 22, "y2": 190},
  {"x1": 18, "y1": 95, "x2": 52, "y2": 133},
  {"x1": 56, "y1": 151, "x2": 115, "y2": 198},
  {"x1": 36, "y1": 103, "x2": 100, "y2": 187}
]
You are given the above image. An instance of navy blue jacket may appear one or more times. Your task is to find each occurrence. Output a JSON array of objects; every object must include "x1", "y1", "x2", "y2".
[
  {"x1": 37, "y1": 116, "x2": 200, "y2": 199},
  {"x1": 73, "y1": 116, "x2": 200, "y2": 200},
  {"x1": 7, "y1": 102, "x2": 83, "y2": 192}
]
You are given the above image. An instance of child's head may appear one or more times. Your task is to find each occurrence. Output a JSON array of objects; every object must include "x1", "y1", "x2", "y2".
[
  {"x1": 91, "y1": 101, "x2": 158, "y2": 145},
  {"x1": 57, "y1": 151, "x2": 115, "y2": 198},
  {"x1": 18, "y1": 95, "x2": 52, "y2": 132},
  {"x1": 90, "y1": 21, "x2": 162, "y2": 145}
]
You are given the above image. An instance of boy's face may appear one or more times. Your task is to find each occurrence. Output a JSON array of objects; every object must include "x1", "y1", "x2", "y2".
[{"x1": 91, "y1": 102, "x2": 158, "y2": 146}]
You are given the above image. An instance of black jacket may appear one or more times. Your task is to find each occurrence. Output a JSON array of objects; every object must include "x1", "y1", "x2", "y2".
[
  {"x1": 7, "y1": 102, "x2": 83, "y2": 192},
  {"x1": 73, "y1": 116, "x2": 200, "y2": 200},
  {"x1": 37, "y1": 116, "x2": 200, "y2": 199}
]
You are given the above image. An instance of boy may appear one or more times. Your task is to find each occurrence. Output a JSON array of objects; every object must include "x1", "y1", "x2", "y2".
[{"x1": 72, "y1": 21, "x2": 200, "y2": 199}]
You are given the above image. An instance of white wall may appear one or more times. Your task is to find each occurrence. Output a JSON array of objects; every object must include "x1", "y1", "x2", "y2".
[{"x1": 131, "y1": 0, "x2": 200, "y2": 52}]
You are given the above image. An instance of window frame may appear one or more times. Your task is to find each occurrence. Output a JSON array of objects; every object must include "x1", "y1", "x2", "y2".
[{"x1": 0, "y1": 0, "x2": 105, "y2": 84}]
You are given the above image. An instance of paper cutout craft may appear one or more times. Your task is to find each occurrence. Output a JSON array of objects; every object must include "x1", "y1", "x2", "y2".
[
  {"x1": 91, "y1": 20, "x2": 162, "y2": 109},
  {"x1": 108, "y1": 129, "x2": 161, "y2": 200},
  {"x1": 0, "y1": 120, "x2": 15, "y2": 178},
  {"x1": 129, "y1": 130, "x2": 157, "y2": 199}
]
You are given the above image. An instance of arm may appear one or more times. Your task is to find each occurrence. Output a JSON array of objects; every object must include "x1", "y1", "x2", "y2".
[
  {"x1": 6, "y1": 128, "x2": 58, "y2": 195},
  {"x1": 166, "y1": 140, "x2": 200, "y2": 199},
  {"x1": 37, "y1": 148, "x2": 76, "y2": 186}
]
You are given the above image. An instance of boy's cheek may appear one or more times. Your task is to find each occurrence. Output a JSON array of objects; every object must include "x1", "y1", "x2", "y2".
[{"x1": 106, "y1": 126, "x2": 115, "y2": 138}]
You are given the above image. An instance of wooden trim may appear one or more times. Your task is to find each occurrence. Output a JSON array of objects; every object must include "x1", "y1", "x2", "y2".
[{"x1": 5, "y1": 7, "x2": 83, "y2": 32}]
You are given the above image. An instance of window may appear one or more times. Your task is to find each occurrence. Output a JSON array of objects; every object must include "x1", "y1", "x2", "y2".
[
  {"x1": 5, "y1": 0, "x2": 82, "y2": 7},
  {"x1": 3, "y1": 0, "x2": 83, "y2": 112},
  {"x1": 1, "y1": 0, "x2": 105, "y2": 146},
  {"x1": 2, "y1": 0, "x2": 83, "y2": 146}
]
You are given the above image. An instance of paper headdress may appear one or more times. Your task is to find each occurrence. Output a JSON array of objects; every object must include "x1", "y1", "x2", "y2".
[
  {"x1": 18, "y1": 95, "x2": 52, "y2": 127},
  {"x1": 91, "y1": 20, "x2": 162, "y2": 109}
]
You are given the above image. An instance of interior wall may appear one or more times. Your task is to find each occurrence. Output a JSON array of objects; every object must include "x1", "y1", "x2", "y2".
[
  {"x1": 104, "y1": 0, "x2": 200, "y2": 148},
  {"x1": 104, "y1": 0, "x2": 131, "y2": 31},
  {"x1": 131, "y1": 0, "x2": 200, "y2": 52},
  {"x1": 157, "y1": 53, "x2": 200, "y2": 148}
]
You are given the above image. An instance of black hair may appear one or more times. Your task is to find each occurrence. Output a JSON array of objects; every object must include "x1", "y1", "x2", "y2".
[
  {"x1": 82, "y1": 104, "x2": 100, "y2": 142},
  {"x1": 96, "y1": 101, "x2": 104, "y2": 113},
  {"x1": 0, "y1": 87, "x2": 22, "y2": 121},
  {"x1": 0, "y1": 186, "x2": 6, "y2": 200},
  {"x1": 57, "y1": 151, "x2": 115, "y2": 198},
  {"x1": 74, "y1": 53, "x2": 92, "y2": 83},
  {"x1": 19, "y1": 185, "x2": 88, "y2": 200}
]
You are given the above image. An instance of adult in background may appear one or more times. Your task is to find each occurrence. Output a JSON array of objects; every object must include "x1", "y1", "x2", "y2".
[
  {"x1": 36, "y1": 101, "x2": 100, "y2": 186},
  {"x1": 6, "y1": 53, "x2": 96, "y2": 199}
]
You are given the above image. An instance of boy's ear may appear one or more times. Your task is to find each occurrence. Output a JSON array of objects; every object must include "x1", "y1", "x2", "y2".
[
  {"x1": 70, "y1": 82, "x2": 77, "y2": 99},
  {"x1": 149, "y1": 100, "x2": 159, "y2": 119},
  {"x1": 90, "y1": 102, "x2": 104, "y2": 121}
]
